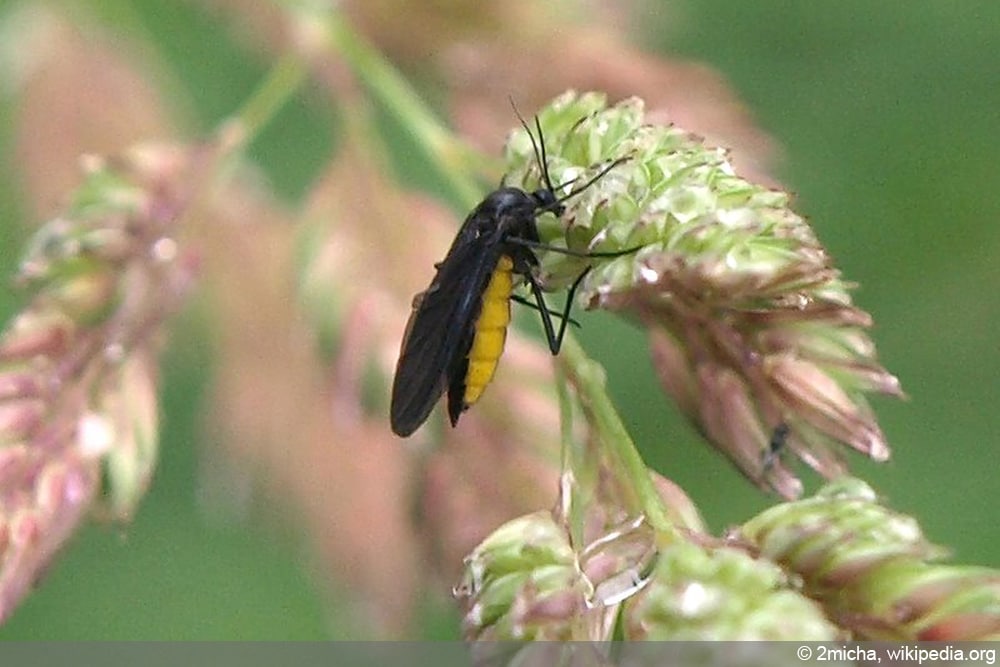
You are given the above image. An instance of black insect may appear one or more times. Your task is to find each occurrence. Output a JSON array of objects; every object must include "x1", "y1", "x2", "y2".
[
  {"x1": 390, "y1": 111, "x2": 631, "y2": 437},
  {"x1": 762, "y1": 421, "x2": 791, "y2": 470}
]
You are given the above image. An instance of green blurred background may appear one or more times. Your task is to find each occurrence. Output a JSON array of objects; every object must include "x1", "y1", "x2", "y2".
[{"x1": 0, "y1": 0, "x2": 996, "y2": 639}]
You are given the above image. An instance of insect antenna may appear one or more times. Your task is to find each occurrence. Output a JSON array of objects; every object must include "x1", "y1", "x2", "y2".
[
  {"x1": 535, "y1": 116, "x2": 556, "y2": 193},
  {"x1": 510, "y1": 100, "x2": 630, "y2": 216},
  {"x1": 509, "y1": 98, "x2": 559, "y2": 196},
  {"x1": 550, "y1": 155, "x2": 630, "y2": 209}
]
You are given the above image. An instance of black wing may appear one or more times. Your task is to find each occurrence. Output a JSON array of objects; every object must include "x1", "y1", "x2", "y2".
[{"x1": 390, "y1": 228, "x2": 504, "y2": 437}]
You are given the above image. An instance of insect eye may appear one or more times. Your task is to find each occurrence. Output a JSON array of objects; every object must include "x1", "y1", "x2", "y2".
[{"x1": 533, "y1": 189, "x2": 557, "y2": 209}]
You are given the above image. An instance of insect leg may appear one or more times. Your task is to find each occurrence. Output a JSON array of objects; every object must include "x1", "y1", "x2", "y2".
[
  {"x1": 510, "y1": 293, "x2": 581, "y2": 328},
  {"x1": 525, "y1": 267, "x2": 591, "y2": 354},
  {"x1": 506, "y1": 236, "x2": 642, "y2": 259}
]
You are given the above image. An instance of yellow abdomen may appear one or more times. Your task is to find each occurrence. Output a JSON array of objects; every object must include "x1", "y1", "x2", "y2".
[{"x1": 463, "y1": 255, "x2": 513, "y2": 407}]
